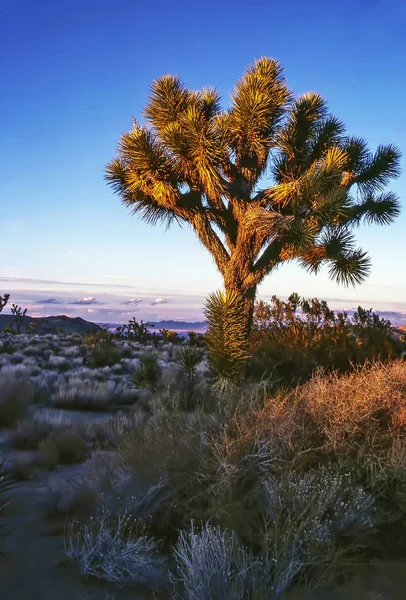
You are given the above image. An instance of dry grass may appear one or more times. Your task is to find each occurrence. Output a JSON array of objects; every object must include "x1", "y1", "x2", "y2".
[
  {"x1": 65, "y1": 504, "x2": 166, "y2": 587},
  {"x1": 0, "y1": 373, "x2": 34, "y2": 427},
  {"x1": 297, "y1": 361, "x2": 406, "y2": 445},
  {"x1": 60, "y1": 360, "x2": 406, "y2": 594},
  {"x1": 233, "y1": 361, "x2": 406, "y2": 462},
  {"x1": 39, "y1": 428, "x2": 90, "y2": 467}
]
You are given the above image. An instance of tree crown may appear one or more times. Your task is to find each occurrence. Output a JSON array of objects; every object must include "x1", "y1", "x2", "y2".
[{"x1": 106, "y1": 57, "x2": 401, "y2": 288}]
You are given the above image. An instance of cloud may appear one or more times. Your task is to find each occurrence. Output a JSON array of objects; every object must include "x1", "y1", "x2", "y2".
[
  {"x1": 36, "y1": 298, "x2": 61, "y2": 304},
  {"x1": 151, "y1": 297, "x2": 168, "y2": 306},
  {"x1": 0, "y1": 276, "x2": 137, "y2": 289},
  {"x1": 124, "y1": 297, "x2": 143, "y2": 305},
  {"x1": 70, "y1": 297, "x2": 101, "y2": 306}
]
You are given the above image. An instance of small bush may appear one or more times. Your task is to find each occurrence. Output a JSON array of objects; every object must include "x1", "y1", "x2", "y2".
[
  {"x1": 84, "y1": 341, "x2": 122, "y2": 369},
  {"x1": 0, "y1": 455, "x2": 16, "y2": 549},
  {"x1": 0, "y1": 374, "x2": 34, "y2": 427},
  {"x1": 65, "y1": 505, "x2": 166, "y2": 587},
  {"x1": 48, "y1": 355, "x2": 72, "y2": 371},
  {"x1": 0, "y1": 340, "x2": 14, "y2": 355},
  {"x1": 10, "y1": 422, "x2": 51, "y2": 450},
  {"x1": 172, "y1": 522, "x2": 305, "y2": 599},
  {"x1": 42, "y1": 483, "x2": 99, "y2": 520},
  {"x1": 40, "y1": 428, "x2": 90, "y2": 465},
  {"x1": 160, "y1": 329, "x2": 180, "y2": 344},
  {"x1": 250, "y1": 294, "x2": 404, "y2": 383},
  {"x1": 116, "y1": 318, "x2": 155, "y2": 343},
  {"x1": 175, "y1": 346, "x2": 205, "y2": 379},
  {"x1": 131, "y1": 352, "x2": 162, "y2": 391},
  {"x1": 52, "y1": 377, "x2": 115, "y2": 411}
]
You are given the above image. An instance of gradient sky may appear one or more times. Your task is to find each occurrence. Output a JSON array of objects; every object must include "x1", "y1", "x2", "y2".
[{"x1": 1, "y1": 0, "x2": 406, "y2": 324}]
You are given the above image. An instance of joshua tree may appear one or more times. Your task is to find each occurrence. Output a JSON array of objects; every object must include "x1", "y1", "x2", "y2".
[
  {"x1": 106, "y1": 58, "x2": 401, "y2": 340},
  {"x1": 0, "y1": 294, "x2": 10, "y2": 314},
  {"x1": 11, "y1": 304, "x2": 27, "y2": 334}
]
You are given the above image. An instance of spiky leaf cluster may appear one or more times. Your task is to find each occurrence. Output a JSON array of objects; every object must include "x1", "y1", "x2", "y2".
[{"x1": 107, "y1": 58, "x2": 401, "y2": 290}]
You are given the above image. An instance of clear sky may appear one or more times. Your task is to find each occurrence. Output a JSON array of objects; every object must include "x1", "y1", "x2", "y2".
[{"x1": 1, "y1": 0, "x2": 406, "y2": 324}]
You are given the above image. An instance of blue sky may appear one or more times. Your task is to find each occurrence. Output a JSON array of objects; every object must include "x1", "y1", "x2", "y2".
[{"x1": 1, "y1": 0, "x2": 406, "y2": 324}]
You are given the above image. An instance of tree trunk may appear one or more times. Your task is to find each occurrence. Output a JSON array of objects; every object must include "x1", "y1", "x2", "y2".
[{"x1": 223, "y1": 272, "x2": 257, "y2": 344}]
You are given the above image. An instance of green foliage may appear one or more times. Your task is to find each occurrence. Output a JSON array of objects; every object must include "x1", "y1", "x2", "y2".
[
  {"x1": 0, "y1": 375, "x2": 34, "y2": 428},
  {"x1": 172, "y1": 345, "x2": 206, "y2": 410},
  {"x1": 131, "y1": 352, "x2": 162, "y2": 391},
  {"x1": 106, "y1": 57, "x2": 401, "y2": 351},
  {"x1": 116, "y1": 318, "x2": 155, "y2": 343},
  {"x1": 0, "y1": 340, "x2": 15, "y2": 354},
  {"x1": 204, "y1": 290, "x2": 249, "y2": 390},
  {"x1": 28, "y1": 322, "x2": 38, "y2": 334},
  {"x1": 175, "y1": 345, "x2": 205, "y2": 379},
  {"x1": 84, "y1": 327, "x2": 113, "y2": 347},
  {"x1": 40, "y1": 429, "x2": 90, "y2": 466},
  {"x1": 187, "y1": 331, "x2": 205, "y2": 347},
  {"x1": 159, "y1": 329, "x2": 180, "y2": 343},
  {"x1": 250, "y1": 293, "x2": 403, "y2": 382},
  {"x1": 1, "y1": 326, "x2": 15, "y2": 335},
  {"x1": 84, "y1": 331, "x2": 123, "y2": 369}
]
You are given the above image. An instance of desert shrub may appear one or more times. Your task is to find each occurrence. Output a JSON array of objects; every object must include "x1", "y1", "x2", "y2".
[
  {"x1": 41, "y1": 481, "x2": 99, "y2": 520},
  {"x1": 84, "y1": 328, "x2": 112, "y2": 347},
  {"x1": 79, "y1": 412, "x2": 143, "y2": 453},
  {"x1": 175, "y1": 346, "x2": 205, "y2": 379},
  {"x1": 52, "y1": 377, "x2": 116, "y2": 411},
  {"x1": 80, "y1": 413, "x2": 139, "y2": 450},
  {"x1": 131, "y1": 352, "x2": 162, "y2": 391},
  {"x1": 10, "y1": 422, "x2": 52, "y2": 450},
  {"x1": 172, "y1": 518, "x2": 326, "y2": 599},
  {"x1": 116, "y1": 318, "x2": 155, "y2": 343},
  {"x1": 232, "y1": 361, "x2": 406, "y2": 530},
  {"x1": 250, "y1": 294, "x2": 404, "y2": 383},
  {"x1": 172, "y1": 482, "x2": 372, "y2": 600},
  {"x1": 113, "y1": 403, "x2": 375, "y2": 592},
  {"x1": 8, "y1": 352, "x2": 24, "y2": 365},
  {"x1": 0, "y1": 373, "x2": 34, "y2": 427},
  {"x1": 290, "y1": 360, "x2": 406, "y2": 452},
  {"x1": 65, "y1": 505, "x2": 166, "y2": 587},
  {"x1": 0, "y1": 340, "x2": 14, "y2": 355},
  {"x1": 40, "y1": 428, "x2": 90, "y2": 465},
  {"x1": 65, "y1": 361, "x2": 406, "y2": 592},
  {"x1": 168, "y1": 346, "x2": 208, "y2": 410},
  {"x1": 187, "y1": 331, "x2": 205, "y2": 347},
  {"x1": 84, "y1": 341, "x2": 122, "y2": 369},
  {"x1": 160, "y1": 329, "x2": 180, "y2": 344},
  {"x1": 10, "y1": 411, "x2": 74, "y2": 450},
  {"x1": 0, "y1": 455, "x2": 16, "y2": 552},
  {"x1": 48, "y1": 355, "x2": 72, "y2": 371},
  {"x1": 172, "y1": 524, "x2": 259, "y2": 599}
]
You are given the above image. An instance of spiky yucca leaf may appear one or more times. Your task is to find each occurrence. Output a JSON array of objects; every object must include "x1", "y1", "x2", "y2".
[
  {"x1": 175, "y1": 345, "x2": 205, "y2": 378},
  {"x1": 328, "y1": 248, "x2": 371, "y2": 286},
  {"x1": 203, "y1": 290, "x2": 250, "y2": 389},
  {"x1": 131, "y1": 352, "x2": 162, "y2": 391}
]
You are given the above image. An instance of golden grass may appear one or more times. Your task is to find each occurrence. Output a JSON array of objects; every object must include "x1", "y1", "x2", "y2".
[{"x1": 236, "y1": 361, "x2": 406, "y2": 456}]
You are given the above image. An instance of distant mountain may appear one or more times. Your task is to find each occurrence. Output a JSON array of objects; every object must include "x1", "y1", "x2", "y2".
[
  {"x1": 0, "y1": 314, "x2": 101, "y2": 334},
  {"x1": 99, "y1": 320, "x2": 208, "y2": 333}
]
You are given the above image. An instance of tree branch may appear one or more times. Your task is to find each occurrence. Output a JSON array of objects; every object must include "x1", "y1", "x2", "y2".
[
  {"x1": 251, "y1": 238, "x2": 284, "y2": 284},
  {"x1": 190, "y1": 213, "x2": 230, "y2": 273}
]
